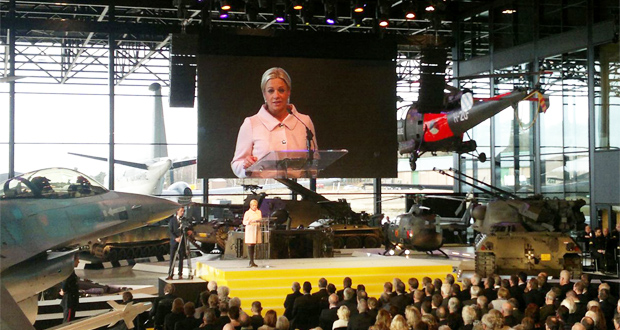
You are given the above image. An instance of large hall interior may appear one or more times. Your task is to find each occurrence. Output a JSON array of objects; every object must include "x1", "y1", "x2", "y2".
[{"x1": 1, "y1": 0, "x2": 620, "y2": 330}]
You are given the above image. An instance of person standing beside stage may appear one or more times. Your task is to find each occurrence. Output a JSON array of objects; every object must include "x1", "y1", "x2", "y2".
[
  {"x1": 231, "y1": 67, "x2": 318, "y2": 178},
  {"x1": 243, "y1": 199, "x2": 262, "y2": 267},
  {"x1": 60, "y1": 253, "x2": 80, "y2": 323},
  {"x1": 168, "y1": 207, "x2": 190, "y2": 280}
]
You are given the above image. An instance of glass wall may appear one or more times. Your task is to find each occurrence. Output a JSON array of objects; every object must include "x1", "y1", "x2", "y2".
[{"x1": 539, "y1": 51, "x2": 590, "y2": 200}]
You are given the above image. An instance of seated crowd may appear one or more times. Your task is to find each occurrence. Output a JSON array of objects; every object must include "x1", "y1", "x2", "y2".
[{"x1": 146, "y1": 271, "x2": 620, "y2": 330}]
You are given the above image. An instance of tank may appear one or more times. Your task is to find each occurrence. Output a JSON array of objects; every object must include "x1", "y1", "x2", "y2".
[
  {"x1": 437, "y1": 168, "x2": 586, "y2": 278},
  {"x1": 259, "y1": 179, "x2": 384, "y2": 249},
  {"x1": 88, "y1": 223, "x2": 170, "y2": 262}
]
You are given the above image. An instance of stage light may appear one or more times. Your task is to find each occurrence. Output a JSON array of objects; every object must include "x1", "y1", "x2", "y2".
[
  {"x1": 403, "y1": 0, "x2": 415, "y2": 19},
  {"x1": 274, "y1": 4, "x2": 286, "y2": 22},
  {"x1": 376, "y1": 0, "x2": 389, "y2": 28},
  {"x1": 352, "y1": 0, "x2": 365, "y2": 13},
  {"x1": 502, "y1": 9, "x2": 516, "y2": 14},
  {"x1": 425, "y1": 5, "x2": 435, "y2": 12},
  {"x1": 323, "y1": 0, "x2": 337, "y2": 25},
  {"x1": 405, "y1": 249, "x2": 410, "y2": 255},
  {"x1": 219, "y1": 8, "x2": 229, "y2": 18},
  {"x1": 292, "y1": 0, "x2": 303, "y2": 10},
  {"x1": 389, "y1": 249, "x2": 395, "y2": 256},
  {"x1": 220, "y1": 0, "x2": 231, "y2": 10}
]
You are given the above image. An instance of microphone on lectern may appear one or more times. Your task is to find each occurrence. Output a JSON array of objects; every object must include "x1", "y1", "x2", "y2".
[{"x1": 286, "y1": 105, "x2": 314, "y2": 153}]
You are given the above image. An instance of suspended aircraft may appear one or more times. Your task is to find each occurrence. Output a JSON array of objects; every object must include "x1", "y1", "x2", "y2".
[
  {"x1": 397, "y1": 47, "x2": 549, "y2": 170},
  {"x1": 69, "y1": 83, "x2": 196, "y2": 199},
  {"x1": 0, "y1": 167, "x2": 179, "y2": 330}
]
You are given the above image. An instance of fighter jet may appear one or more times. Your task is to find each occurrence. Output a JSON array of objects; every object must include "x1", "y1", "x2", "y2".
[{"x1": 0, "y1": 167, "x2": 179, "y2": 330}]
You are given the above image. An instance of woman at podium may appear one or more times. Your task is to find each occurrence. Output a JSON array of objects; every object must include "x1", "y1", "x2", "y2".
[
  {"x1": 243, "y1": 199, "x2": 262, "y2": 267},
  {"x1": 231, "y1": 67, "x2": 318, "y2": 178}
]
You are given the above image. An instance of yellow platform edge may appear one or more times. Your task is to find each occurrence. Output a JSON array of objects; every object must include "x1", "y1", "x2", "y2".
[{"x1": 195, "y1": 260, "x2": 455, "y2": 317}]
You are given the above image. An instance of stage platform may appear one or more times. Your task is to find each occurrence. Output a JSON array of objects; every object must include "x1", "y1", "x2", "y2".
[{"x1": 195, "y1": 254, "x2": 461, "y2": 316}]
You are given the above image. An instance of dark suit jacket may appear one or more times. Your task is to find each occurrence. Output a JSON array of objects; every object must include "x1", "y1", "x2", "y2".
[
  {"x1": 524, "y1": 290, "x2": 545, "y2": 308},
  {"x1": 250, "y1": 315, "x2": 264, "y2": 330},
  {"x1": 319, "y1": 307, "x2": 339, "y2": 330},
  {"x1": 175, "y1": 316, "x2": 202, "y2": 330},
  {"x1": 347, "y1": 312, "x2": 374, "y2": 330},
  {"x1": 312, "y1": 289, "x2": 330, "y2": 311},
  {"x1": 539, "y1": 304, "x2": 556, "y2": 323},
  {"x1": 165, "y1": 312, "x2": 186, "y2": 330},
  {"x1": 292, "y1": 293, "x2": 320, "y2": 330},
  {"x1": 389, "y1": 293, "x2": 413, "y2": 315},
  {"x1": 337, "y1": 299, "x2": 358, "y2": 317},
  {"x1": 284, "y1": 291, "x2": 303, "y2": 320}
]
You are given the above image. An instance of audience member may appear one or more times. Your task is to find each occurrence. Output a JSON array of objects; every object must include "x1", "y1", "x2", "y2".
[
  {"x1": 319, "y1": 294, "x2": 340, "y2": 330},
  {"x1": 258, "y1": 310, "x2": 277, "y2": 330},
  {"x1": 333, "y1": 306, "x2": 351, "y2": 330},
  {"x1": 165, "y1": 298, "x2": 186, "y2": 330}
]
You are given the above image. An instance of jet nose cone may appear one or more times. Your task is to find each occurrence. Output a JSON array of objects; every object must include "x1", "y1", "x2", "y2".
[{"x1": 148, "y1": 197, "x2": 181, "y2": 222}]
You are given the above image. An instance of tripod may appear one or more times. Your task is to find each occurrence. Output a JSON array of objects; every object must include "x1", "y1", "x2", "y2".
[{"x1": 168, "y1": 221, "x2": 193, "y2": 280}]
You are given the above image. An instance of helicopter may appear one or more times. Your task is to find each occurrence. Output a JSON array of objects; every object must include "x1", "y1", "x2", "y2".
[
  {"x1": 397, "y1": 47, "x2": 549, "y2": 171},
  {"x1": 382, "y1": 192, "x2": 476, "y2": 258}
]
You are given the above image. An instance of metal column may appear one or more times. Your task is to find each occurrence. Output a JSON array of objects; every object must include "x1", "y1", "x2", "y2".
[{"x1": 108, "y1": 2, "x2": 115, "y2": 189}]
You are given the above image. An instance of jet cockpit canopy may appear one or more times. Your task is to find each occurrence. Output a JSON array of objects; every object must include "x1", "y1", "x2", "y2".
[{"x1": 1, "y1": 167, "x2": 107, "y2": 199}]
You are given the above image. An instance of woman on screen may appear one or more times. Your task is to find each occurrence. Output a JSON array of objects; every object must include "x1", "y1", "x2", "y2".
[{"x1": 231, "y1": 67, "x2": 318, "y2": 178}]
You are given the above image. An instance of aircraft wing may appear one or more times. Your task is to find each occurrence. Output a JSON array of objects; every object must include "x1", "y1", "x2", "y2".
[
  {"x1": 1, "y1": 283, "x2": 35, "y2": 330},
  {"x1": 171, "y1": 158, "x2": 197, "y2": 169},
  {"x1": 68, "y1": 152, "x2": 148, "y2": 170},
  {"x1": 45, "y1": 301, "x2": 151, "y2": 330}
]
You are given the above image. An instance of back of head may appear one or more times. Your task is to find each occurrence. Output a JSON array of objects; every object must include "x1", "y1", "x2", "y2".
[
  {"x1": 409, "y1": 278, "x2": 420, "y2": 290},
  {"x1": 441, "y1": 284, "x2": 452, "y2": 297},
  {"x1": 252, "y1": 301, "x2": 263, "y2": 313},
  {"x1": 344, "y1": 277, "x2": 353, "y2": 288},
  {"x1": 292, "y1": 282, "x2": 301, "y2": 292},
  {"x1": 218, "y1": 285, "x2": 230, "y2": 297},
  {"x1": 172, "y1": 298, "x2": 185, "y2": 313},
  {"x1": 445, "y1": 274, "x2": 455, "y2": 285},
  {"x1": 368, "y1": 297, "x2": 378, "y2": 309},
  {"x1": 184, "y1": 302, "x2": 196, "y2": 317},
  {"x1": 276, "y1": 316, "x2": 290, "y2": 330},
  {"x1": 209, "y1": 293, "x2": 220, "y2": 307},
  {"x1": 462, "y1": 305, "x2": 476, "y2": 325},
  {"x1": 518, "y1": 272, "x2": 527, "y2": 283},
  {"x1": 448, "y1": 297, "x2": 459, "y2": 313},
  {"x1": 358, "y1": 299, "x2": 368, "y2": 313},
  {"x1": 264, "y1": 310, "x2": 277, "y2": 327},
  {"x1": 344, "y1": 288, "x2": 354, "y2": 301},
  {"x1": 328, "y1": 283, "x2": 337, "y2": 294},
  {"x1": 319, "y1": 278, "x2": 328, "y2": 289},
  {"x1": 230, "y1": 297, "x2": 242, "y2": 308},
  {"x1": 391, "y1": 315, "x2": 408, "y2": 330},
  {"x1": 164, "y1": 283, "x2": 176, "y2": 295},
  {"x1": 405, "y1": 305, "x2": 422, "y2": 326},
  {"x1": 303, "y1": 281, "x2": 312, "y2": 294},
  {"x1": 337, "y1": 305, "x2": 351, "y2": 321},
  {"x1": 219, "y1": 301, "x2": 230, "y2": 314},
  {"x1": 200, "y1": 291, "x2": 210, "y2": 306},
  {"x1": 436, "y1": 306, "x2": 447, "y2": 320},
  {"x1": 329, "y1": 293, "x2": 339, "y2": 306},
  {"x1": 208, "y1": 280, "x2": 218, "y2": 292},
  {"x1": 396, "y1": 281, "x2": 406, "y2": 294},
  {"x1": 205, "y1": 309, "x2": 217, "y2": 324},
  {"x1": 229, "y1": 305, "x2": 241, "y2": 320}
]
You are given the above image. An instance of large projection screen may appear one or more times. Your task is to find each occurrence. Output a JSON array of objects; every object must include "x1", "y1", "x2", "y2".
[{"x1": 197, "y1": 31, "x2": 397, "y2": 179}]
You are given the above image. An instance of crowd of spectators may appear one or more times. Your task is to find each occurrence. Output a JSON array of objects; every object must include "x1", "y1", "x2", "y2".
[{"x1": 146, "y1": 271, "x2": 620, "y2": 330}]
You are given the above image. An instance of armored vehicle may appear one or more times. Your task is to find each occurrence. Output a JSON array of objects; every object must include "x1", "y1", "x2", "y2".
[{"x1": 437, "y1": 168, "x2": 586, "y2": 278}]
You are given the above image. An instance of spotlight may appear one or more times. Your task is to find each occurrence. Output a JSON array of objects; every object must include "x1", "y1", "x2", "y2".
[
  {"x1": 274, "y1": 3, "x2": 286, "y2": 22},
  {"x1": 502, "y1": 9, "x2": 516, "y2": 14},
  {"x1": 403, "y1": 1, "x2": 415, "y2": 19},
  {"x1": 405, "y1": 249, "x2": 411, "y2": 255},
  {"x1": 219, "y1": 7, "x2": 229, "y2": 18},
  {"x1": 352, "y1": 0, "x2": 365, "y2": 13},
  {"x1": 325, "y1": 11, "x2": 336, "y2": 24},
  {"x1": 323, "y1": 0, "x2": 336, "y2": 25},
  {"x1": 389, "y1": 249, "x2": 395, "y2": 256},
  {"x1": 292, "y1": 0, "x2": 303, "y2": 10},
  {"x1": 376, "y1": 0, "x2": 389, "y2": 28},
  {"x1": 425, "y1": 5, "x2": 435, "y2": 12},
  {"x1": 220, "y1": 0, "x2": 231, "y2": 10}
]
